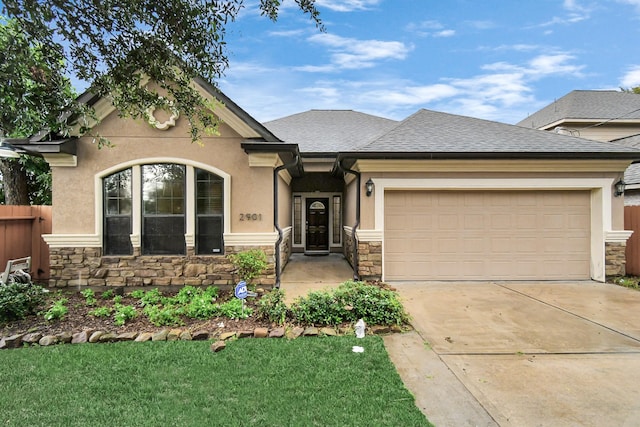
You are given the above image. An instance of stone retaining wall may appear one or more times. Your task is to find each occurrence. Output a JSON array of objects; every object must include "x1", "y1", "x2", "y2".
[{"x1": 48, "y1": 245, "x2": 277, "y2": 288}]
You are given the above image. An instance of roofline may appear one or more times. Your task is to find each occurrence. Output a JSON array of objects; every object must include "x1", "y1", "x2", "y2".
[{"x1": 336, "y1": 151, "x2": 640, "y2": 165}]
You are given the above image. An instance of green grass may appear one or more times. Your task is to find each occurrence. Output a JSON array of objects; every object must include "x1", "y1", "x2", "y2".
[{"x1": 0, "y1": 336, "x2": 432, "y2": 427}]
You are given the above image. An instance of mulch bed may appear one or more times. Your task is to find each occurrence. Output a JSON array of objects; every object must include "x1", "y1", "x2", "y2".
[{"x1": 1, "y1": 289, "x2": 275, "y2": 338}]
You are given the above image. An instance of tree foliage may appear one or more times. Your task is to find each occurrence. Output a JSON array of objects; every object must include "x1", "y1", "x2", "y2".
[
  {"x1": 2, "y1": 0, "x2": 323, "y2": 144},
  {"x1": 0, "y1": 17, "x2": 77, "y2": 204}
]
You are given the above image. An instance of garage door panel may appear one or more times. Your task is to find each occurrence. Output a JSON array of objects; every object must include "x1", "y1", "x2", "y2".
[{"x1": 384, "y1": 190, "x2": 590, "y2": 280}]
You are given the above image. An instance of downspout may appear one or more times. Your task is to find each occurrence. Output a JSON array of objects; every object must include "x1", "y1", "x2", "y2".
[
  {"x1": 274, "y1": 155, "x2": 301, "y2": 289},
  {"x1": 336, "y1": 158, "x2": 361, "y2": 281}
]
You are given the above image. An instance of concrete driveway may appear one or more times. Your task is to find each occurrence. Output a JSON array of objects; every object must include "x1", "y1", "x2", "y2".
[{"x1": 384, "y1": 281, "x2": 640, "y2": 427}]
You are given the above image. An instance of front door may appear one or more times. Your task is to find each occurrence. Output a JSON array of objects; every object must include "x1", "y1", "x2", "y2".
[{"x1": 306, "y1": 198, "x2": 329, "y2": 252}]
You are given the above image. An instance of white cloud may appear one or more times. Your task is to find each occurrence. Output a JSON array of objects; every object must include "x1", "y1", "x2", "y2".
[
  {"x1": 315, "y1": 0, "x2": 382, "y2": 12},
  {"x1": 406, "y1": 20, "x2": 456, "y2": 38},
  {"x1": 434, "y1": 30, "x2": 456, "y2": 38},
  {"x1": 268, "y1": 29, "x2": 307, "y2": 37},
  {"x1": 534, "y1": 0, "x2": 593, "y2": 28},
  {"x1": 621, "y1": 65, "x2": 640, "y2": 88},
  {"x1": 301, "y1": 33, "x2": 411, "y2": 70}
]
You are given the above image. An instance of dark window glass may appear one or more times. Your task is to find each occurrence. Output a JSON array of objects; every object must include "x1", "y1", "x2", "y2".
[
  {"x1": 196, "y1": 168, "x2": 224, "y2": 254},
  {"x1": 142, "y1": 164, "x2": 185, "y2": 255},
  {"x1": 294, "y1": 196, "x2": 302, "y2": 245},
  {"x1": 103, "y1": 169, "x2": 132, "y2": 255}
]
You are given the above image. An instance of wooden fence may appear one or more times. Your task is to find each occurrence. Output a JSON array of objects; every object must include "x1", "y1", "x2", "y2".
[{"x1": 0, "y1": 205, "x2": 51, "y2": 282}]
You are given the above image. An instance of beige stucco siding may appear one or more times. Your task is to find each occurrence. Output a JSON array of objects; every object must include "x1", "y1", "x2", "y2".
[
  {"x1": 52, "y1": 110, "x2": 274, "y2": 235},
  {"x1": 277, "y1": 172, "x2": 292, "y2": 228}
]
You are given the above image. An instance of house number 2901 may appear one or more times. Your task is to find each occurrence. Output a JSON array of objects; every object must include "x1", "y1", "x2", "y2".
[{"x1": 240, "y1": 213, "x2": 262, "y2": 221}]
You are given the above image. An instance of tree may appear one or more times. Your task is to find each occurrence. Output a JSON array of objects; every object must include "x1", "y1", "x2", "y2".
[
  {"x1": 2, "y1": 0, "x2": 323, "y2": 145},
  {"x1": 0, "y1": 17, "x2": 78, "y2": 205}
]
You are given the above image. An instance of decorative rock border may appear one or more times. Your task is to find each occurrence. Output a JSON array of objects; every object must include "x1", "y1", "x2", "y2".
[{"x1": 0, "y1": 324, "x2": 404, "y2": 350}]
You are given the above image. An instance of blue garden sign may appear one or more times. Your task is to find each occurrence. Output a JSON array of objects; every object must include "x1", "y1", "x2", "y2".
[{"x1": 235, "y1": 281, "x2": 248, "y2": 299}]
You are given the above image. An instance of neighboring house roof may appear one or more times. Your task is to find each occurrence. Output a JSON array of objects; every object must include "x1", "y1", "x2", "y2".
[
  {"x1": 263, "y1": 110, "x2": 398, "y2": 155},
  {"x1": 517, "y1": 90, "x2": 640, "y2": 129},
  {"x1": 345, "y1": 109, "x2": 640, "y2": 159}
]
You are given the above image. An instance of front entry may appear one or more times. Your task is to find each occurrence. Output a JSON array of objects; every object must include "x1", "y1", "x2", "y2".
[{"x1": 306, "y1": 198, "x2": 329, "y2": 253}]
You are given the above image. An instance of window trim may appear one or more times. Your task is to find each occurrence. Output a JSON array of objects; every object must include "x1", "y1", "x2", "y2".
[{"x1": 96, "y1": 158, "x2": 231, "y2": 252}]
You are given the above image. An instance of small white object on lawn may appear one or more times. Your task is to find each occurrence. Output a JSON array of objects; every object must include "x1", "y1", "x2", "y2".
[
  {"x1": 352, "y1": 346, "x2": 365, "y2": 353},
  {"x1": 355, "y1": 318, "x2": 366, "y2": 338}
]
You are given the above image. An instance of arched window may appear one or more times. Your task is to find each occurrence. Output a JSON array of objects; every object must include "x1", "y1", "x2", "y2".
[{"x1": 103, "y1": 163, "x2": 225, "y2": 256}]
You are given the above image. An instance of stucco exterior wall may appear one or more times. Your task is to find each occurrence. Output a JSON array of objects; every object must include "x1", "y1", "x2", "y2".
[
  {"x1": 52, "y1": 110, "x2": 274, "y2": 235},
  {"x1": 547, "y1": 122, "x2": 640, "y2": 143}
]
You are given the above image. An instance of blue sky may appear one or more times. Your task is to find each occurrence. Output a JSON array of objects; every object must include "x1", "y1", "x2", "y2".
[{"x1": 215, "y1": 0, "x2": 640, "y2": 124}]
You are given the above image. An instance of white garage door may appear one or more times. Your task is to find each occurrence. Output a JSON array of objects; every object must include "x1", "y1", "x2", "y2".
[{"x1": 384, "y1": 190, "x2": 591, "y2": 281}]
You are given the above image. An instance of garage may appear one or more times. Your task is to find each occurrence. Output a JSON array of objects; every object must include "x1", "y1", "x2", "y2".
[{"x1": 384, "y1": 190, "x2": 591, "y2": 281}]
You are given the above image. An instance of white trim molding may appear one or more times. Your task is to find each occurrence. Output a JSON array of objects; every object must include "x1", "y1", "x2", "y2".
[
  {"x1": 224, "y1": 232, "x2": 279, "y2": 246},
  {"x1": 371, "y1": 177, "x2": 619, "y2": 283},
  {"x1": 605, "y1": 230, "x2": 634, "y2": 243},
  {"x1": 43, "y1": 234, "x2": 101, "y2": 248},
  {"x1": 356, "y1": 229, "x2": 383, "y2": 242}
]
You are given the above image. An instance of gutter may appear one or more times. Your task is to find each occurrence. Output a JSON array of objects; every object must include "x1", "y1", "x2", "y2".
[
  {"x1": 274, "y1": 154, "x2": 301, "y2": 288},
  {"x1": 335, "y1": 157, "x2": 361, "y2": 281}
]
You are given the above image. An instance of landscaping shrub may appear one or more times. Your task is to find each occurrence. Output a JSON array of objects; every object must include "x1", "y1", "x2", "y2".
[
  {"x1": 290, "y1": 281, "x2": 409, "y2": 326},
  {"x1": 0, "y1": 282, "x2": 48, "y2": 321},
  {"x1": 257, "y1": 288, "x2": 288, "y2": 325},
  {"x1": 227, "y1": 249, "x2": 268, "y2": 285},
  {"x1": 43, "y1": 297, "x2": 69, "y2": 321}
]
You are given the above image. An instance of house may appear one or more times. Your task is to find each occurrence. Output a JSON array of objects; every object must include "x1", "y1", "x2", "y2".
[
  {"x1": 517, "y1": 90, "x2": 640, "y2": 205},
  {"x1": 13, "y1": 81, "x2": 640, "y2": 287}
]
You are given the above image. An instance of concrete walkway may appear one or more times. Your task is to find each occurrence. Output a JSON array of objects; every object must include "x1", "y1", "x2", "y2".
[{"x1": 281, "y1": 257, "x2": 640, "y2": 426}]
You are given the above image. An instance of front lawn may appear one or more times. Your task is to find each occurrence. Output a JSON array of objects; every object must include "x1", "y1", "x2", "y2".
[{"x1": 0, "y1": 336, "x2": 432, "y2": 427}]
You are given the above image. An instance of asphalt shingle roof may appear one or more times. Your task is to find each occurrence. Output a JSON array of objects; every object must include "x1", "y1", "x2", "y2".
[
  {"x1": 612, "y1": 133, "x2": 640, "y2": 185},
  {"x1": 355, "y1": 109, "x2": 640, "y2": 156},
  {"x1": 516, "y1": 90, "x2": 640, "y2": 129},
  {"x1": 263, "y1": 110, "x2": 398, "y2": 154}
]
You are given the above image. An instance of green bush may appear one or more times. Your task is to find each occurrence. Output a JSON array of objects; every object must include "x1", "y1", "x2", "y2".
[
  {"x1": 219, "y1": 298, "x2": 252, "y2": 319},
  {"x1": 137, "y1": 288, "x2": 163, "y2": 306},
  {"x1": 257, "y1": 288, "x2": 289, "y2": 325},
  {"x1": 101, "y1": 289, "x2": 115, "y2": 299},
  {"x1": 81, "y1": 288, "x2": 97, "y2": 306},
  {"x1": 290, "y1": 281, "x2": 409, "y2": 326},
  {"x1": 0, "y1": 282, "x2": 49, "y2": 321},
  {"x1": 227, "y1": 249, "x2": 268, "y2": 285},
  {"x1": 143, "y1": 304, "x2": 184, "y2": 327},
  {"x1": 113, "y1": 304, "x2": 137, "y2": 326},
  {"x1": 43, "y1": 298, "x2": 69, "y2": 321},
  {"x1": 88, "y1": 306, "x2": 112, "y2": 318}
]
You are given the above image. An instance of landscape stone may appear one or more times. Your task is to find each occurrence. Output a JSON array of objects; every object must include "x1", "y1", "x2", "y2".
[
  {"x1": 59, "y1": 331, "x2": 73, "y2": 343},
  {"x1": 269, "y1": 327, "x2": 285, "y2": 338},
  {"x1": 39, "y1": 335, "x2": 58, "y2": 346},
  {"x1": 303, "y1": 327, "x2": 319, "y2": 336},
  {"x1": 71, "y1": 331, "x2": 89, "y2": 344},
  {"x1": 237, "y1": 330, "x2": 253, "y2": 338},
  {"x1": 191, "y1": 330, "x2": 209, "y2": 340},
  {"x1": 22, "y1": 332, "x2": 43, "y2": 344},
  {"x1": 390, "y1": 324, "x2": 403, "y2": 333},
  {"x1": 219, "y1": 332, "x2": 236, "y2": 340},
  {"x1": 152, "y1": 329, "x2": 169, "y2": 341},
  {"x1": 116, "y1": 332, "x2": 138, "y2": 341},
  {"x1": 167, "y1": 329, "x2": 182, "y2": 341},
  {"x1": 320, "y1": 327, "x2": 338, "y2": 336},
  {"x1": 99, "y1": 333, "x2": 118, "y2": 342},
  {"x1": 89, "y1": 331, "x2": 105, "y2": 343},
  {"x1": 286, "y1": 326, "x2": 305, "y2": 339},
  {"x1": 3, "y1": 334, "x2": 24, "y2": 349},
  {"x1": 0, "y1": 338, "x2": 6, "y2": 350},
  {"x1": 253, "y1": 327, "x2": 269, "y2": 338},
  {"x1": 179, "y1": 331, "x2": 192, "y2": 341},
  {"x1": 371, "y1": 325, "x2": 391, "y2": 335},
  {"x1": 210, "y1": 340, "x2": 226, "y2": 352},
  {"x1": 135, "y1": 332, "x2": 153, "y2": 342}
]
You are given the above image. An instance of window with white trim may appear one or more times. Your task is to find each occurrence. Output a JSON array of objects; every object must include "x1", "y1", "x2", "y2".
[{"x1": 103, "y1": 163, "x2": 225, "y2": 256}]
